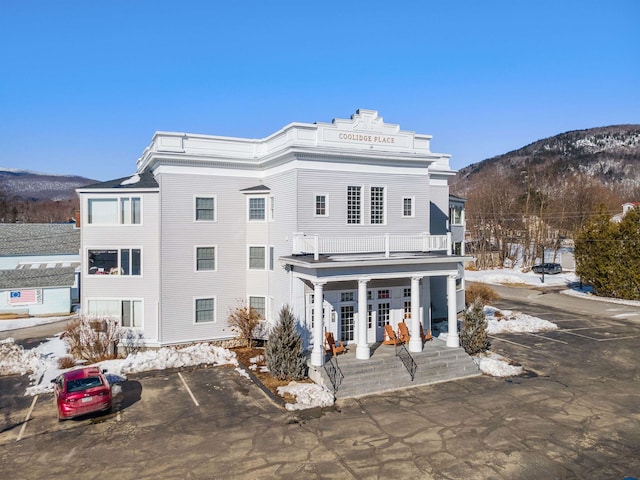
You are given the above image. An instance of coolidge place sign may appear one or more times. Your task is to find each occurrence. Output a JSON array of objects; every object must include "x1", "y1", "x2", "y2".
[{"x1": 338, "y1": 133, "x2": 396, "y2": 144}]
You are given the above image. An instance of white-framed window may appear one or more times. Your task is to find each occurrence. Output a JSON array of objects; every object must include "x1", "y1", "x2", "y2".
[
  {"x1": 88, "y1": 248, "x2": 141, "y2": 275},
  {"x1": 194, "y1": 297, "x2": 215, "y2": 324},
  {"x1": 456, "y1": 277, "x2": 464, "y2": 291},
  {"x1": 377, "y1": 289, "x2": 390, "y2": 299},
  {"x1": 269, "y1": 246, "x2": 275, "y2": 270},
  {"x1": 269, "y1": 196, "x2": 275, "y2": 221},
  {"x1": 403, "y1": 301, "x2": 412, "y2": 319},
  {"x1": 248, "y1": 196, "x2": 266, "y2": 221},
  {"x1": 402, "y1": 197, "x2": 414, "y2": 218},
  {"x1": 347, "y1": 186, "x2": 361, "y2": 224},
  {"x1": 403, "y1": 287, "x2": 411, "y2": 298},
  {"x1": 196, "y1": 246, "x2": 216, "y2": 271},
  {"x1": 248, "y1": 246, "x2": 266, "y2": 270},
  {"x1": 341, "y1": 291, "x2": 355, "y2": 302},
  {"x1": 370, "y1": 186, "x2": 385, "y2": 224},
  {"x1": 86, "y1": 299, "x2": 143, "y2": 328},
  {"x1": 450, "y1": 205, "x2": 464, "y2": 225},
  {"x1": 195, "y1": 196, "x2": 216, "y2": 222},
  {"x1": 249, "y1": 296, "x2": 266, "y2": 319},
  {"x1": 88, "y1": 197, "x2": 141, "y2": 225},
  {"x1": 315, "y1": 194, "x2": 329, "y2": 216}
]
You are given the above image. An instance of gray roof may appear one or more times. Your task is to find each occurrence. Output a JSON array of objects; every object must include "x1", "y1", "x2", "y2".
[
  {"x1": 80, "y1": 171, "x2": 159, "y2": 190},
  {"x1": 0, "y1": 224, "x2": 80, "y2": 256},
  {"x1": 0, "y1": 266, "x2": 77, "y2": 289}
]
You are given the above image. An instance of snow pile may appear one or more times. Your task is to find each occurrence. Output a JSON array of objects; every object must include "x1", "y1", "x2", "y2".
[
  {"x1": 476, "y1": 351, "x2": 523, "y2": 377},
  {"x1": 485, "y1": 307, "x2": 558, "y2": 335},
  {"x1": 99, "y1": 343, "x2": 238, "y2": 377},
  {"x1": 277, "y1": 382, "x2": 334, "y2": 411},
  {"x1": 0, "y1": 338, "x2": 42, "y2": 376}
]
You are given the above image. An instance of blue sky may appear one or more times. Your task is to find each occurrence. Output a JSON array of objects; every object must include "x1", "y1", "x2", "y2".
[{"x1": 1, "y1": 0, "x2": 638, "y2": 181}]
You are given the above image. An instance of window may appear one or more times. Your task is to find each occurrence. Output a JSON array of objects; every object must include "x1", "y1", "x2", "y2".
[
  {"x1": 456, "y1": 277, "x2": 464, "y2": 291},
  {"x1": 87, "y1": 299, "x2": 142, "y2": 328},
  {"x1": 88, "y1": 197, "x2": 141, "y2": 225},
  {"x1": 341, "y1": 291, "x2": 355, "y2": 302},
  {"x1": 340, "y1": 305, "x2": 354, "y2": 341},
  {"x1": 248, "y1": 246, "x2": 266, "y2": 269},
  {"x1": 269, "y1": 246, "x2": 274, "y2": 270},
  {"x1": 195, "y1": 197, "x2": 216, "y2": 221},
  {"x1": 450, "y1": 205, "x2": 463, "y2": 225},
  {"x1": 367, "y1": 304, "x2": 373, "y2": 328},
  {"x1": 88, "y1": 248, "x2": 141, "y2": 275},
  {"x1": 403, "y1": 288, "x2": 411, "y2": 298},
  {"x1": 196, "y1": 247, "x2": 216, "y2": 271},
  {"x1": 315, "y1": 195, "x2": 328, "y2": 216},
  {"x1": 248, "y1": 197, "x2": 266, "y2": 221},
  {"x1": 377, "y1": 289, "x2": 390, "y2": 299},
  {"x1": 249, "y1": 296, "x2": 266, "y2": 319},
  {"x1": 403, "y1": 197, "x2": 414, "y2": 217},
  {"x1": 195, "y1": 298, "x2": 215, "y2": 323},
  {"x1": 404, "y1": 301, "x2": 412, "y2": 319},
  {"x1": 347, "y1": 186, "x2": 361, "y2": 224},
  {"x1": 269, "y1": 197, "x2": 275, "y2": 221},
  {"x1": 370, "y1": 186, "x2": 385, "y2": 224},
  {"x1": 377, "y1": 303, "x2": 390, "y2": 327},
  {"x1": 453, "y1": 242, "x2": 462, "y2": 255}
]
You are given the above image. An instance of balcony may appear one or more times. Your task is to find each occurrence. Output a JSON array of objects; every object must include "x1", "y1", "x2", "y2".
[{"x1": 292, "y1": 232, "x2": 452, "y2": 260}]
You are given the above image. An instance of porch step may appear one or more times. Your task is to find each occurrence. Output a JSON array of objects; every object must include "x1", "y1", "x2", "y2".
[{"x1": 309, "y1": 339, "x2": 481, "y2": 399}]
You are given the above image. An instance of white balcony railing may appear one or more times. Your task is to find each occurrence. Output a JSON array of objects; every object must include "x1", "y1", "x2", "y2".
[{"x1": 292, "y1": 232, "x2": 452, "y2": 260}]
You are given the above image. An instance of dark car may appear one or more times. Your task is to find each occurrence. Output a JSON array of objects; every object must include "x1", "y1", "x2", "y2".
[
  {"x1": 532, "y1": 263, "x2": 562, "y2": 275},
  {"x1": 52, "y1": 366, "x2": 112, "y2": 421}
]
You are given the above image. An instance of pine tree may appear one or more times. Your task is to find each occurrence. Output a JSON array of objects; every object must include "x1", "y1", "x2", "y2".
[
  {"x1": 460, "y1": 299, "x2": 489, "y2": 355},
  {"x1": 265, "y1": 305, "x2": 307, "y2": 381},
  {"x1": 575, "y1": 205, "x2": 640, "y2": 300}
]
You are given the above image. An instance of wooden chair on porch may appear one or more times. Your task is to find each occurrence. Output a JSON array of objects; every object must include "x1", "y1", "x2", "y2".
[
  {"x1": 397, "y1": 322, "x2": 411, "y2": 344},
  {"x1": 420, "y1": 324, "x2": 433, "y2": 342},
  {"x1": 382, "y1": 324, "x2": 404, "y2": 346},
  {"x1": 324, "y1": 331, "x2": 346, "y2": 357}
]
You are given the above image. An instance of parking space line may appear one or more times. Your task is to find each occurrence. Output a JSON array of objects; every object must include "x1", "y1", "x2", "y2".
[
  {"x1": 16, "y1": 395, "x2": 38, "y2": 442},
  {"x1": 178, "y1": 372, "x2": 200, "y2": 407},
  {"x1": 525, "y1": 332, "x2": 568, "y2": 344},
  {"x1": 562, "y1": 330, "x2": 640, "y2": 342},
  {"x1": 489, "y1": 336, "x2": 531, "y2": 349}
]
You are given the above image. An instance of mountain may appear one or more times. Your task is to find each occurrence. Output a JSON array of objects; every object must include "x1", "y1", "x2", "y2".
[
  {"x1": 452, "y1": 125, "x2": 640, "y2": 198},
  {"x1": 0, "y1": 168, "x2": 96, "y2": 202}
]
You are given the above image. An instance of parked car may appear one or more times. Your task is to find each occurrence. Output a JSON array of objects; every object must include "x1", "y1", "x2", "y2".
[
  {"x1": 52, "y1": 366, "x2": 112, "y2": 421},
  {"x1": 532, "y1": 263, "x2": 562, "y2": 275}
]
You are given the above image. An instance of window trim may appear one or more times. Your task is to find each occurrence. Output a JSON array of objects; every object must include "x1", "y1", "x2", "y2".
[
  {"x1": 370, "y1": 185, "x2": 386, "y2": 225},
  {"x1": 85, "y1": 298, "x2": 144, "y2": 329},
  {"x1": 86, "y1": 247, "x2": 142, "y2": 276},
  {"x1": 248, "y1": 245, "x2": 267, "y2": 270},
  {"x1": 315, "y1": 194, "x2": 329, "y2": 217},
  {"x1": 87, "y1": 196, "x2": 142, "y2": 226},
  {"x1": 248, "y1": 295, "x2": 267, "y2": 321},
  {"x1": 247, "y1": 196, "x2": 267, "y2": 222},
  {"x1": 194, "y1": 195, "x2": 217, "y2": 222},
  {"x1": 194, "y1": 296, "x2": 216, "y2": 324},
  {"x1": 346, "y1": 185, "x2": 362, "y2": 225},
  {"x1": 195, "y1": 245, "x2": 217, "y2": 272},
  {"x1": 402, "y1": 196, "x2": 415, "y2": 218}
]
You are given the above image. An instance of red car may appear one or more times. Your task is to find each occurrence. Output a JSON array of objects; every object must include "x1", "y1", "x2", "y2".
[{"x1": 52, "y1": 366, "x2": 112, "y2": 421}]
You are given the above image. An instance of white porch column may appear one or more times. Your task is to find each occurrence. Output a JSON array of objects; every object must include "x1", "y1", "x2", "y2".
[
  {"x1": 409, "y1": 275, "x2": 423, "y2": 353},
  {"x1": 311, "y1": 281, "x2": 326, "y2": 366},
  {"x1": 356, "y1": 278, "x2": 371, "y2": 359},
  {"x1": 446, "y1": 274, "x2": 460, "y2": 347}
]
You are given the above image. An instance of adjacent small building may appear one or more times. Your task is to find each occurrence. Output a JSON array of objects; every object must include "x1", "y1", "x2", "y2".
[
  {"x1": 76, "y1": 110, "x2": 472, "y2": 367},
  {"x1": 0, "y1": 223, "x2": 80, "y2": 317}
]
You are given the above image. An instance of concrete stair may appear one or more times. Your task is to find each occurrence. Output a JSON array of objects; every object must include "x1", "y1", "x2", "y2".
[{"x1": 309, "y1": 338, "x2": 481, "y2": 399}]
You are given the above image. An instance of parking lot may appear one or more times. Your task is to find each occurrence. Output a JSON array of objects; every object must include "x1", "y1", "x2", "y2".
[{"x1": 1, "y1": 297, "x2": 640, "y2": 479}]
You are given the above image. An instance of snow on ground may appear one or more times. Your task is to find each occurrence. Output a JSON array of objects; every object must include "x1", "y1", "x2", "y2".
[
  {"x1": 465, "y1": 267, "x2": 578, "y2": 287},
  {"x1": 0, "y1": 315, "x2": 73, "y2": 332},
  {"x1": 484, "y1": 306, "x2": 558, "y2": 335},
  {"x1": 277, "y1": 382, "x2": 334, "y2": 411},
  {"x1": 476, "y1": 351, "x2": 524, "y2": 377}
]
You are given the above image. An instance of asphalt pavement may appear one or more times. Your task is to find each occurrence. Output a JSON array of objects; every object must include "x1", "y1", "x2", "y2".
[{"x1": 0, "y1": 286, "x2": 639, "y2": 479}]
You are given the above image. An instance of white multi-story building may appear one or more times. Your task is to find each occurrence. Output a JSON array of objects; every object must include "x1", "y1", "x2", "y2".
[{"x1": 77, "y1": 110, "x2": 472, "y2": 367}]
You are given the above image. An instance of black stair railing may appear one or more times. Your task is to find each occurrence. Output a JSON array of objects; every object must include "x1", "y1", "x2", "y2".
[
  {"x1": 396, "y1": 343, "x2": 417, "y2": 381},
  {"x1": 323, "y1": 356, "x2": 344, "y2": 392}
]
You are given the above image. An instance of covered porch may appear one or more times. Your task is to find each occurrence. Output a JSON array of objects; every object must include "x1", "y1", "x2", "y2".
[{"x1": 282, "y1": 251, "x2": 471, "y2": 368}]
